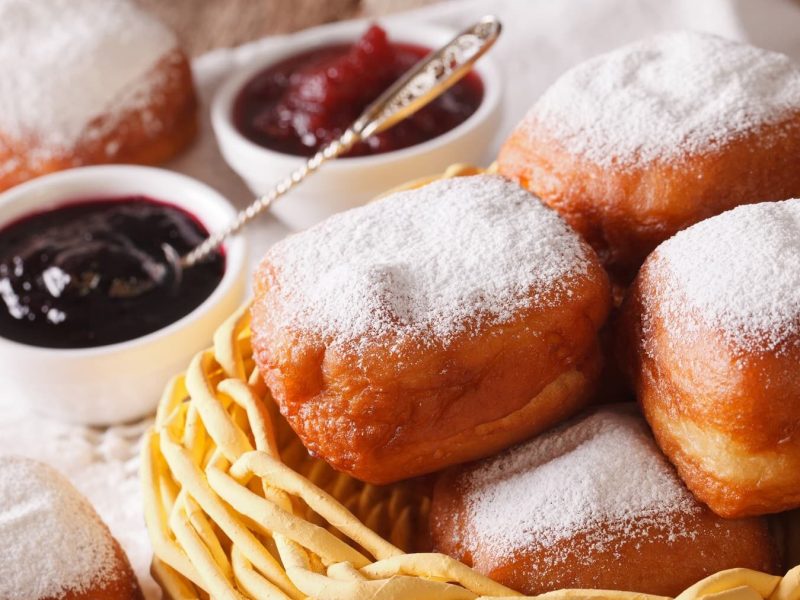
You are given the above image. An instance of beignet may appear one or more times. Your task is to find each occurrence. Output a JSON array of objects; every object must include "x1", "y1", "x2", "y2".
[
  {"x1": 252, "y1": 175, "x2": 611, "y2": 484},
  {"x1": 618, "y1": 199, "x2": 800, "y2": 517},
  {"x1": 431, "y1": 406, "x2": 780, "y2": 595},
  {"x1": 498, "y1": 31, "x2": 800, "y2": 281}
]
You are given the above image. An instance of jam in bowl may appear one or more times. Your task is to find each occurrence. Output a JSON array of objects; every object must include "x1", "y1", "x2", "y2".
[
  {"x1": 0, "y1": 196, "x2": 225, "y2": 349},
  {"x1": 0, "y1": 166, "x2": 246, "y2": 425},
  {"x1": 211, "y1": 21, "x2": 502, "y2": 230},
  {"x1": 233, "y1": 24, "x2": 484, "y2": 157}
]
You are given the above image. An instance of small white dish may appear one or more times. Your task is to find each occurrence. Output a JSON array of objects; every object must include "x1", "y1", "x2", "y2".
[
  {"x1": 211, "y1": 21, "x2": 502, "y2": 230},
  {"x1": 0, "y1": 166, "x2": 247, "y2": 425}
]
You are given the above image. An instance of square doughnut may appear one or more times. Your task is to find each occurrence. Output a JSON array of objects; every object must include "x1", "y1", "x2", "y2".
[
  {"x1": 430, "y1": 405, "x2": 780, "y2": 595},
  {"x1": 0, "y1": 0, "x2": 197, "y2": 192},
  {"x1": 498, "y1": 31, "x2": 800, "y2": 281},
  {"x1": 251, "y1": 175, "x2": 611, "y2": 484},
  {"x1": 0, "y1": 456, "x2": 143, "y2": 600},
  {"x1": 618, "y1": 199, "x2": 800, "y2": 517}
]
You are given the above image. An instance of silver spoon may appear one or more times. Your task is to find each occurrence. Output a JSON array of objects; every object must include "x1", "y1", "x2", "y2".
[{"x1": 152, "y1": 15, "x2": 501, "y2": 294}]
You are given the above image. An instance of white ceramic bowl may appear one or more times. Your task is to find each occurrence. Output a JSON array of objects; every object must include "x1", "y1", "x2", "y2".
[
  {"x1": 212, "y1": 21, "x2": 502, "y2": 230},
  {"x1": 0, "y1": 166, "x2": 247, "y2": 425}
]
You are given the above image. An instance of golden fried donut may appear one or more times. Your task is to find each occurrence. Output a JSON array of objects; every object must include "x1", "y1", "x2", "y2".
[
  {"x1": 498, "y1": 31, "x2": 800, "y2": 281},
  {"x1": 0, "y1": 0, "x2": 197, "y2": 193},
  {"x1": 0, "y1": 455, "x2": 143, "y2": 600},
  {"x1": 252, "y1": 174, "x2": 611, "y2": 484},
  {"x1": 430, "y1": 406, "x2": 781, "y2": 596},
  {"x1": 618, "y1": 199, "x2": 800, "y2": 518}
]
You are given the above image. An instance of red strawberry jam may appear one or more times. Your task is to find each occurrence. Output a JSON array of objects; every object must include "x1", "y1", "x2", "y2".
[{"x1": 233, "y1": 25, "x2": 483, "y2": 157}]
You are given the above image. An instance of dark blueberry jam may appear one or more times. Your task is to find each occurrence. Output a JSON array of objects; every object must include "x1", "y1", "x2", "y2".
[
  {"x1": 233, "y1": 24, "x2": 484, "y2": 157},
  {"x1": 0, "y1": 196, "x2": 225, "y2": 349}
]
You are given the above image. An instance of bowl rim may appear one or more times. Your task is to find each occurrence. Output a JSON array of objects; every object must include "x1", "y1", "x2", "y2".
[
  {"x1": 210, "y1": 20, "x2": 503, "y2": 170},
  {"x1": 0, "y1": 165, "x2": 247, "y2": 358}
]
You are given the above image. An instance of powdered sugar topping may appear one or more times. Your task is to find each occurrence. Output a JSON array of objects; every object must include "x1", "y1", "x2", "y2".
[
  {"x1": 458, "y1": 407, "x2": 698, "y2": 567},
  {"x1": 258, "y1": 175, "x2": 593, "y2": 350},
  {"x1": 653, "y1": 199, "x2": 800, "y2": 353},
  {"x1": 526, "y1": 31, "x2": 800, "y2": 168},
  {"x1": 0, "y1": 0, "x2": 176, "y2": 159},
  {"x1": 0, "y1": 455, "x2": 118, "y2": 598}
]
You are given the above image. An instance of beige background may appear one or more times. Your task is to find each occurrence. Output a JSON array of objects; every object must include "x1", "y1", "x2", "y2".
[{"x1": 136, "y1": 0, "x2": 447, "y2": 56}]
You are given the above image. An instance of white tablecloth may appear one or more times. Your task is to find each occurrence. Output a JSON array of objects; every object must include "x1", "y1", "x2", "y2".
[{"x1": 1, "y1": 0, "x2": 798, "y2": 596}]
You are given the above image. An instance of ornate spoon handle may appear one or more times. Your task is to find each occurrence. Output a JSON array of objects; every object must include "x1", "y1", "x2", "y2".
[{"x1": 181, "y1": 15, "x2": 501, "y2": 268}]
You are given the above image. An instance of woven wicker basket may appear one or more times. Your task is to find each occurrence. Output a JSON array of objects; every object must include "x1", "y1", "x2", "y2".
[{"x1": 142, "y1": 165, "x2": 800, "y2": 600}]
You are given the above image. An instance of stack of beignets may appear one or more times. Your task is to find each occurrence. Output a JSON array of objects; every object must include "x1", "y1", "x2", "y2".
[
  {"x1": 252, "y1": 174, "x2": 611, "y2": 485},
  {"x1": 246, "y1": 28, "x2": 800, "y2": 598},
  {"x1": 498, "y1": 31, "x2": 800, "y2": 281}
]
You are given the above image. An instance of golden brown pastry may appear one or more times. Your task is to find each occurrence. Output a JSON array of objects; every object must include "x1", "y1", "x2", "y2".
[
  {"x1": 0, "y1": 455, "x2": 143, "y2": 600},
  {"x1": 430, "y1": 406, "x2": 781, "y2": 596},
  {"x1": 0, "y1": 0, "x2": 197, "y2": 193},
  {"x1": 252, "y1": 174, "x2": 611, "y2": 484},
  {"x1": 618, "y1": 199, "x2": 800, "y2": 518},
  {"x1": 498, "y1": 31, "x2": 800, "y2": 281}
]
